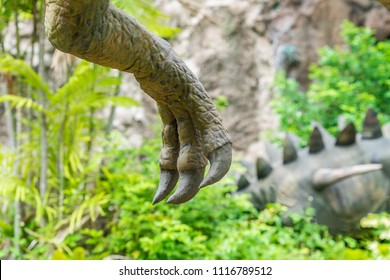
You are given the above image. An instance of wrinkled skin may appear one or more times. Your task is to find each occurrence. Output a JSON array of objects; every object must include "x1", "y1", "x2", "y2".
[{"x1": 45, "y1": 0, "x2": 232, "y2": 204}]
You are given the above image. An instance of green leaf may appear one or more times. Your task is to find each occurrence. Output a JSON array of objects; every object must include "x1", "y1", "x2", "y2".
[
  {"x1": 111, "y1": 0, "x2": 179, "y2": 38},
  {"x1": 0, "y1": 219, "x2": 13, "y2": 237},
  {"x1": 0, "y1": 95, "x2": 45, "y2": 113},
  {"x1": 0, "y1": 54, "x2": 52, "y2": 96}
]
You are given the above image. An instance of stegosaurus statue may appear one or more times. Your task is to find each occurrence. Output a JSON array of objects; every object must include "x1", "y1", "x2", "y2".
[{"x1": 238, "y1": 109, "x2": 390, "y2": 234}]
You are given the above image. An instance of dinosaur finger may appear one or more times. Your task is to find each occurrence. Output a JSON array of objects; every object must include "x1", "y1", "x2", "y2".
[
  {"x1": 200, "y1": 143, "x2": 232, "y2": 188},
  {"x1": 153, "y1": 169, "x2": 179, "y2": 205},
  {"x1": 167, "y1": 106, "x2": 208, "y2": 203},
  {"x1": 171, "y1": 106, "x2": 208, "y2": 171},
  {"x1": 181, "y1": 85, "x2": 232, "y2": 188},
  {"x1": 153, "y1": 103, "x2": 180, "y2": 204},
  {"x1": 166, "y1": 167, "x2": 205, "y2": 204}
]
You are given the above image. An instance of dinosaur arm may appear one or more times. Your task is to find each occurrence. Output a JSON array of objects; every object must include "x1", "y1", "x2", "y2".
[
  {"x1": 45, "y1": 0, "x2": 232, "y2": 204},
  {"x1": 46, "y1": 1, "x2": 163, "y2": 75}
]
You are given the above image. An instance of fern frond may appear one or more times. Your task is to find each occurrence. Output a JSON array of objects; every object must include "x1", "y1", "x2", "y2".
[
  {"x1": 52, "y1": 61, "x2": 98, "y2": 102},
  {"x1": 52, "y1": 61, "x2": 122, "y2": 106},
  {"x1": 0, "y1": 54, "x2": 52, "y2": 96},
  {"x1": 0, "y1": 94, "x2": 45, "y2": 113},
  {"x1": 0, "y1": 147, "x2": 29, "y2": 202},
  {"x1": 85, "y1": 94, "x2": 139, "y2": 110}
]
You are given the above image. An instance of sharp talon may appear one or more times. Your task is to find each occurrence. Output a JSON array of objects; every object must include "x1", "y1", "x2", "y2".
[
  {"x1": 166, "y1": 167, "x2": 206, "y2": 204},
  {"x1": 200, "y1": 143, "x2": 232, "y2": 188},
  {"x1": 152, "y1": 169, "x2": 179, "y2": 205}
]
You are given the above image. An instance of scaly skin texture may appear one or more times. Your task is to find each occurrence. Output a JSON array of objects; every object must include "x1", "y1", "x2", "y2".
[{"x1": 45, "y1": 0, "x2": 232, "y2": 204}]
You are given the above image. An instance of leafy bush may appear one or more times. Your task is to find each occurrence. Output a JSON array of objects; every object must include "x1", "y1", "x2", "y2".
[
  {"x1": 48, "y1": 133, "x2": 390, "y2": 260},
  {"x1": 272, "y1": 21, "x2": 390, "y2": 142},
  {"x1": 2, "y1": 123, "x2": 390, "y2": 259}
]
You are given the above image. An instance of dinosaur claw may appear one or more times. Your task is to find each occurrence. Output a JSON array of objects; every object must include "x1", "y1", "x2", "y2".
[
  {"x1": 152, "y1": 169, "x2": 179, "y2": 205},
  {"x1": 166, "y1": 167, "x2": 206, "y2": 204},
  {"x1": 200, "y1": 143, "x2": 232, "y2": 188}
]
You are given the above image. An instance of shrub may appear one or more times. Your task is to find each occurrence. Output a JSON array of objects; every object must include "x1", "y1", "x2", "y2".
[
  {"x1": 56, "y1": 133, "x2": 390, "y2": 260},
  {"x1": 272, "y1": 21, "x2": 390, "y2": 142}
]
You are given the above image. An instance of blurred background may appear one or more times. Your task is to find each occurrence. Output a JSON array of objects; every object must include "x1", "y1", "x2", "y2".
[{"x1": 0, "y1": 0, "x2": 390, "y2": 260}]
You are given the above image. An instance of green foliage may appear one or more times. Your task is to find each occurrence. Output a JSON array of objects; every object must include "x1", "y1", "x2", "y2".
[
  {"x1": 36, "y1": 133, "x2": 388, "y2": 260},
  {"x1": 0, "y1": 55, "x2": 137, "y2": 259},
  {"x1": 214, "y1": 96, "x2": 230, "y2": 111},
  {"x1": 111, "y1": 0, "x2": 179, "y2": 38},
  {"x1": 2, "y1": 114, "x2": 390, "y2": 259},
  {"x1": 362, "y1": 213, "x2": 390, "y2": 239},
  {"x1": 271, "y1": 72, "x2": 312, "y2": 140},
  {"x1": 1, "y1": 11, "x2": 389, "y2": 261},
  {"x1": 272, "y1": 21, "x2": 390, "y2": 142},
  {"x1": 0, "y1": 0, "x2": 39, "y2": 30}
]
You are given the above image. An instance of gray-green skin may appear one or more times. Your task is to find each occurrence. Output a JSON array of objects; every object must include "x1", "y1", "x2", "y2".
[
  {"x1": 45, "y1": 0, "x2": 232, "y2": 204},
  {"x1": 238, "y1": 110, "x2": 390, "y2": 234}
]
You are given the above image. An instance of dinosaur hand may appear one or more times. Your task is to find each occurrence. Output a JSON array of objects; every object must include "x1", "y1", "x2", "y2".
[
  {"x1": 152, "y1": 103, "x2": 232, "y2": 204},
  {"x1": 139, "y1": 39, "x2": 232, "y2": 205}
]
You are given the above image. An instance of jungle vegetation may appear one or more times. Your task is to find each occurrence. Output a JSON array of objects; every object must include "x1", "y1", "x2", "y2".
[
  {"x1": 272, "y1": 21, "x2": 390, "y2": 143},
  {"x1": 0, "y1": 1, "x2": 389, "y2": 260}
]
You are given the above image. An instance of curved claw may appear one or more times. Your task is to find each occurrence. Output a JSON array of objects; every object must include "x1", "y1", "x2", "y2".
[
  {"x1": 152, "y1": 169, "x2": 179, "y2": 205},
  {"x1": 200, "y1": 143, "x2": 232, "y2": 188},
  {"x1": 166, "y1": 167, "x2": 206, "y2": 204}
]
